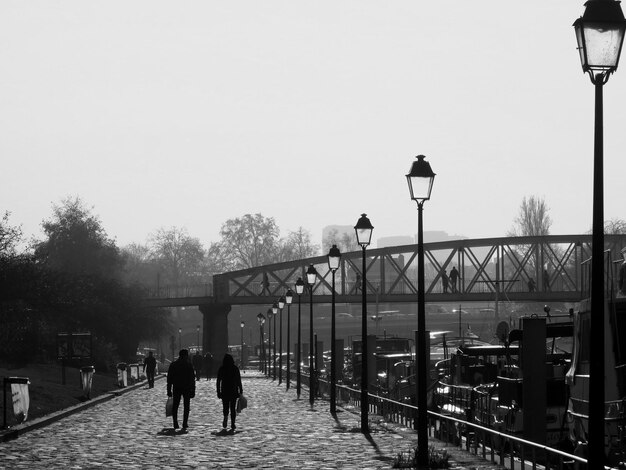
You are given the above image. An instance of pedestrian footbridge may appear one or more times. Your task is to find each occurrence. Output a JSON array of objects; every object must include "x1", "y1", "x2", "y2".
[
  {"x1": 142, "y1": 234, "x2": 626, "y2": 357},
  {"x1": 146, "y1": 234, "x2": 626, "y2": 307}
]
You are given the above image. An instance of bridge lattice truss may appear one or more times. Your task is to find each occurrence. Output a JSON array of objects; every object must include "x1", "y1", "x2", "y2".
[{"x1": 212, "y1": 235, "x2": 626, "y2": 305}]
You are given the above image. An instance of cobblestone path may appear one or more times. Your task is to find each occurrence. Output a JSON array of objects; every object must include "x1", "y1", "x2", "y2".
[
  {"x1": 0, "y1": 371, "x2": 504, "y2": 469},
  {"x1": 0, "y1": 372, "x2": 411, "y2": 469}
]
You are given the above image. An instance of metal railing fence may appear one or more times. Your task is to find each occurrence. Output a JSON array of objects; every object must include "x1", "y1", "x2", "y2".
[{"x1": 287, "y1": 372, "x2": 594, "y2": 469}]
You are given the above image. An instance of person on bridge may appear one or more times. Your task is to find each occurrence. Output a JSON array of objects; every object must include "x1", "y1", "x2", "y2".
[
  {"x1": 216, "y1": 353, "x2": 243, "y2": 431},
  {"x1": 143, "y1": 351, "x2": 157, "y2": 388},
  {"x1": 167, "y1": 349, "x2": 196, "y2": 431},
  {"x1": 441, "y1": 270, "x2": 449, "y2": 293},
  {"x1": 449, "y1": 267, "x2": 460, "y2": 293}
]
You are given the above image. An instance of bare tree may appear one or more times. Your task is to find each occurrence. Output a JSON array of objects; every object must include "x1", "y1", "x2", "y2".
[
  {"x1": 508, "y1": 195, "x2": 552, "y2": 237},
  {"x1": 604, "y1": 218, "x2": 626, "y2": 235},
  {"x1": 121, "y1": 242, "x2": 158, "y2": 286},
  {"x1": 505, "y1": 196, "x2": 553, "y2": 290},
  {"x1": 280, "y1": 227, "x2": 319, "y2": 261},
  {"x1": 216, "y1": 213, "x2": 281, "y2": 269},
  {"x1": 148, "y1": 227, "x2": 205, "y2": 286},
  {"x1": 322, "y1": 228, "x2": 358, "y2": 254}
]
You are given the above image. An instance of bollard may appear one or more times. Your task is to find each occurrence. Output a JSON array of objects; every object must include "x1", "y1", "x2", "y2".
[
  {"x1": 128, "y1": 364, "x2": 139, "y2": 384},
  {"x1": 3, "y1": 377, "x2": 30, "y2": 427},
  {"x1": 116, "y1": 363, "x2": 128, "y2": 388},
  {"x1": 79, "y1": 366, "x2": 95, "y2": 399}
]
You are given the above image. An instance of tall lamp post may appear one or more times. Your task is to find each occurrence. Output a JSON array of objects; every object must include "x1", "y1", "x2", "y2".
[
  {"x1": 306, "y1": 264, "x2": 318, "y2": 406},
  {"x1": 257, "y1": 313, "x2": 266, "y2": 373},
  {"x1": 196, "y1": 325, "x2": 201, "y2": 353},
  {"x1": 406, "y1": 155, "x2": 436, "y2": 466},
  {"x1": 285, "y1": 289, "x2": 294, "y2": 390},
  {"x1": 178, "y1": 328, "x2": 182, "y2": 351},
  {"x1": 573, "y1": 1, "x2": 625, "y2": 466},
  {"x1": 272, "y1": 302, "x2": 279, "y2": 380},
  {"x1": 354, "y1": 213, "x2": 374, "y2": 433},
  {"x1": 277, "y1": 296, "x2": 286, "y2": 384},
  {"x1": 240, "y1": 321, "x2": 245, "y2": 369},
  {"x1": 295, "y1": 277, "x2": 305, "y2": 398},
  {"x1": 266, "y1": 308, "x2": 274, "y2": 378},
  {"x1": 328, "y1": 244, "x2": 342, "y2": 414}
]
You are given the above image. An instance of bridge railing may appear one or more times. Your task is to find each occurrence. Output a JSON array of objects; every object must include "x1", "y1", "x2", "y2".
[
  {"x1": 142, "y1": 235, "x2": 626, "y2": 304},
  {"x1": 214, "y1": 234, "x2": 626, "y2": 304},
  {"x1": 146, "y1": 283, "x2": 213, "y2": 299}
]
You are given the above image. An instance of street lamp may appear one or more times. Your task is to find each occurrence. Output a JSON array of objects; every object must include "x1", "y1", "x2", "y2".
[
  {"x1": 178, "y1": 328, "x2": 182, "y2": 351},
  {"x1": 240, "y1": 321, "x2": 245, "y2": 369},
  {"x1": 266, "y1": 308, "x2": 274, "y2": 378},
  {"x1": 306, "y1": 264, "x2": 318, "y2": 406},
  {"x1": 354, "y1": 213, "x2": 373, "y2": 433},
  {"x1": 196, "y1": 325, "x2": 201, "y2": 354},
  {"x1": 295, "y1": 277, "x2": 305, "y2": 398},
  {"x1": 257, "y1": 313, "x2": 266, "y2": 373},
  {"x1": 285, "y1": 289, "x2": 294, "y2": 390},
  {"x1": 406, "y1": 154, "x2": 435, "y2": 466},
  {"x1": 272, "y1": 302, "x2": 278, "y2": 380},
  {"x1": 573, "y1": 1, "x2": 625, "y2": 466},
  {"x1": 278, "y1": 295, "x2": 286, "y2": 385},
  {"x1": 327, "y1": 244, "x2": 342, "y2": 414}
]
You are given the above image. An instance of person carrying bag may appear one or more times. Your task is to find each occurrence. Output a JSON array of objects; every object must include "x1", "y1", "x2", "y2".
[
  {"x1": 166, "y1": 349, "x2": 196, "y2": 431},
  {"x1": 216, "y1": 354, "x2": 243, "y2": 431}
]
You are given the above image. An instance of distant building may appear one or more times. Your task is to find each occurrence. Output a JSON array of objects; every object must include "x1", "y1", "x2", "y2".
[
  {"x1": 422, "y1": 231, "x2": 467, "y2": 244},
  {"x1": 377, "y1": 236, "x2": 413, "y2": 248}
]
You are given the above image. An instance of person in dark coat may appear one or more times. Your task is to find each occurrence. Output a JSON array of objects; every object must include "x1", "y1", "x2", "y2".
[
  {"x1": 192, "y1": 351, "x2": 203, "y2": 381},
  {"x1": 216, "y1": 353, "x2": 243, "y2": 431},
  {"x1": 167, "y1": 349, "x2": 196, "y2": 430},
  {"x1": 143, "y1": 351, "x2": 157, "y2": 388}
]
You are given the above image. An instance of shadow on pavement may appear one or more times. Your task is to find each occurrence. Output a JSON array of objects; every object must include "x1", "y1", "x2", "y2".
[
  {"x1": 156, "y1": 428, "x2": 188, "y2": 436},
  {"x1": 210, "y1": 429, "x2": 241, "y2": 437}
]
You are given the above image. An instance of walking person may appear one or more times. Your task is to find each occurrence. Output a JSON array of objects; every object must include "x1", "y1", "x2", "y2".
[
  {"x1": 449, "y1": 266, "x2": 459, "y2": 293},
  {"x1": 441, "y1": 270, "x2": 449, "y2": 293},
  {"x1": 216, "y1": 353, "x2": 243, "y2": 432},
  {"x1": 192, "y1": 351, "x2": 203, "y2": 381},
  {"x1": 167, "y1": 349, "x2": 196, "y2": 431},
  {"x1": 143, "y1": 351, "x2": 157, "y2": 388}
]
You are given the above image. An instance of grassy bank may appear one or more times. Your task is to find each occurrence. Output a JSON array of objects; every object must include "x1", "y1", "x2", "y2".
[{"x1": 1, "y1": 362, "x2": 120, "y2": 427}]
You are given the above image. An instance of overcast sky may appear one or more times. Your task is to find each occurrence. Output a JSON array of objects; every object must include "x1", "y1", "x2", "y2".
[{"x1": 2, "y1": 1, "x2": 625, "y2": 251}]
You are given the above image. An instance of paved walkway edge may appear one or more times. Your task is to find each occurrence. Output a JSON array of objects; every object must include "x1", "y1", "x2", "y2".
[{"x1": 0, "y1": 375, "x2": 165, "y2": 443}]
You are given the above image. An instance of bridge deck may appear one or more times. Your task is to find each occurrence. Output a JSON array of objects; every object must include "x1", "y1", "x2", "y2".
[{"x1": 145, "y1": 234, "x2": 626, "y2": 307}]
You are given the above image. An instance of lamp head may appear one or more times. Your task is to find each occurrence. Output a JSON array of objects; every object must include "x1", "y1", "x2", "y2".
[
  {"x1": 272, "y1": 301, "x2": 278, "y2": 315},
  {"x1": 354, "y1": 214, "x2": 374, "y2": 248},
  {"x1": 278, "y1": 296, "x2": 286, "y2": 309},
  {"x1": 327, "y1": 244, "x2": 342, "y2": 271},
  {"x1": 306, "y1": 264, "x2": 318, "y2": 286},
  {"x1": 574, "y1": 0, "x2": 626, "y2": 83},
  {"x1": 285, "y1": 288, "x2": 294, "y2": 305},
  {"x1": 295, "y1": 277, "x2": 305, "y2": 295},
  {"x1": 406, "y1": 155, "x2": 436, "y2": 204}
]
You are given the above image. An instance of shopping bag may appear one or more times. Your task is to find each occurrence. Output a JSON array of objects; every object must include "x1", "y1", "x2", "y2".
[
  {"x1": 165, "y1": 397, "x2": 173, "y2": 417},
  {"x1": 236, "y1": 394, "x2": 248, "y2": 413}
]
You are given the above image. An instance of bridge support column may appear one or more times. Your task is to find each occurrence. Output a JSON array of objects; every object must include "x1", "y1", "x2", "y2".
[{"x1": 199, "y1": 303, "x2": 231, "y2": 374}]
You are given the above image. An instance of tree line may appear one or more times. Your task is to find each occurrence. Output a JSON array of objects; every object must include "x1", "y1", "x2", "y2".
[{"x1": 0, "y1": 198, "x2": 322, "y2": 367}]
